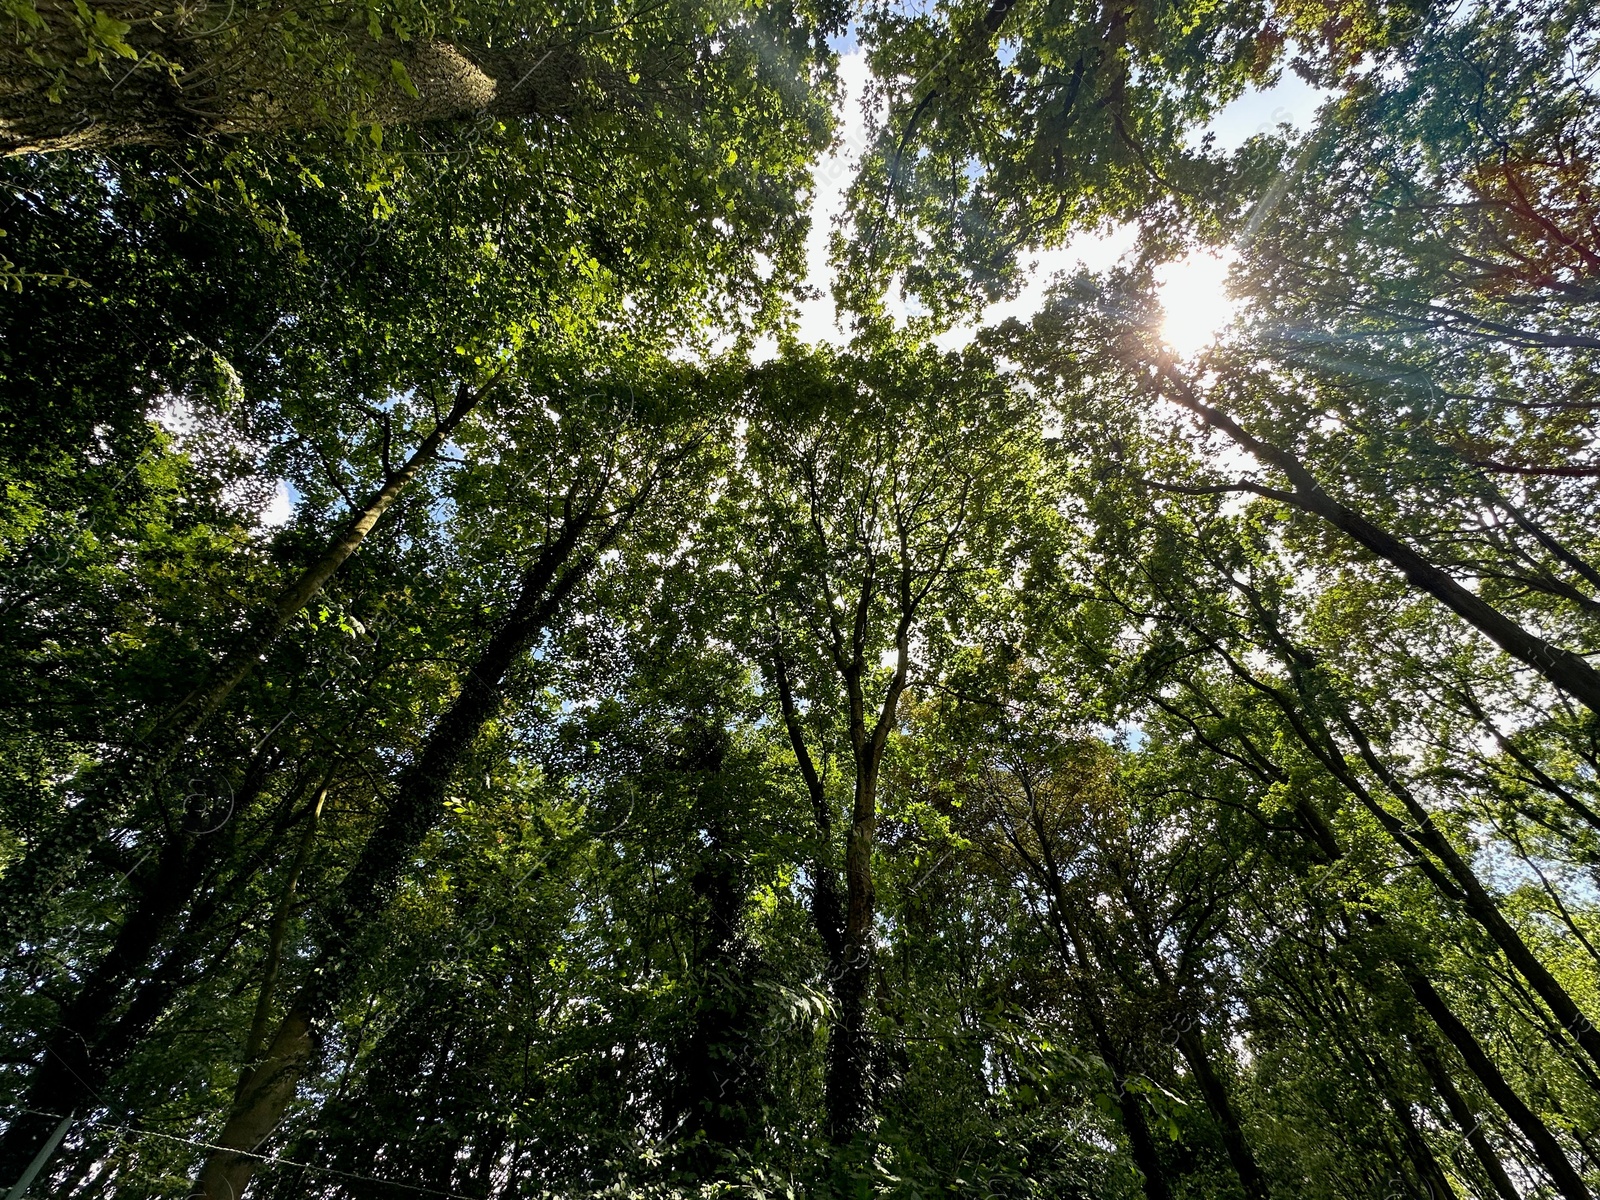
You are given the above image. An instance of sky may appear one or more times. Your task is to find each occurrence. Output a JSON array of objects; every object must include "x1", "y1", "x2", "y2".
[{"x1": 791, "y1": 50, "x2": 1332, "y2": 351}]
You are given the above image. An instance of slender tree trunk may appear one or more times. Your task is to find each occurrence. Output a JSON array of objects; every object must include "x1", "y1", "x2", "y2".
[
  {"x1": 1185, "y1": 698, "x2": 1590, "y2": 1200},
  {"x1": 773, "y1": 645, "x2": 865, "y2": 1144},
  {"x1": 1150, "y1": 360, "x2": 1600, "y2": 713},
  {"x1": 0, "y1": 381, "x2": 489, "y2": 954},
  {"x1": 772, "y1": 647, "x2": 847, "y2": 965},
  {"x1": 1118, "y1": 876, "x2": 1269, "y2": 1200},
  {"x1": 1113, "y1": 1062, "x2": 1175, "y2": 1200},
  {"x1": 190, "y1": 503, "x2": 616, "y2": 1199},
  {"x1": 826, "y1": 758, "x2": 881, "y2": 1142},
  {"x1": 0, "y1": 750, "x2": 279, "y2": 1184},
  {"x1": 1173, "y1": 1024, "x2": 1270, "y2": 1200},
  {"x1": 772, "y1": 609, "x2": 909, "y2": 1145},
  {"x1": 1405, "y1": 968, "x2": 1590, "y2": 1200},
  {"x1": 1069, "y1": 947, "x2": 1172, "y2": 1200},
  {"x1": 194, "y1": 1004, "x2": 316, "y2": 1200},
  {"x1": 243, "y1": 784, "x2": 325, "y2": 1068},
  {"x1": 1193, "y1": 611, "x2": 1600, "y2": 1083},
  {"x1": 1413, "y1": 1033, "x2": 1522, "y2": 1200},
  {"x1": 1354, "y1": 1036, "x2": 1460, "y2": 1200},
  {"x1": 1334, "y1": 711, "x2": 1600, "y2": 1079}
]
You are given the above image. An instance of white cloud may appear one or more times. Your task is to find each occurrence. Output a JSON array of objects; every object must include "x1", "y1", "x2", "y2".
[{"x1": 259, "y1": 479, "x2": 296, "y2": 528}]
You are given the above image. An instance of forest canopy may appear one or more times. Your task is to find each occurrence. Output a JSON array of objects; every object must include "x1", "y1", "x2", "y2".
[{"x1": 2, "y1": 0, "x2": 1599, "y2": 1197}]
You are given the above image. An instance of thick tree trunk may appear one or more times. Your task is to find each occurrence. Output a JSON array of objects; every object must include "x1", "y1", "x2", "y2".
[
  {"x1": 190, "y1": 505, "x2": 612, "y2": 1198},
  {"x1": 193, "y1": 1004, "x2": 316, "y2": 1200},
  {"x1": 824, "y1": 939, "x2": 875, "y2": 1143},
  {"x1": 665, "y1": 732, "x2": 766, "y2": 1164},
  {"x1": 1151, "y1": 360, "x2": 1600, "y2": 715},
  {"x1": 0, "y1": 382, "x2": 488, "y2": 953},
  {"x1": 1, "y1": 1, "x2": 588, "y2": 155}
]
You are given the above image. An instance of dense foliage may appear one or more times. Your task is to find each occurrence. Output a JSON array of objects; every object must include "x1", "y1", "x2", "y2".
[{"x1": 2, "y1": 0, "x2": 1598, "y2": 1197}]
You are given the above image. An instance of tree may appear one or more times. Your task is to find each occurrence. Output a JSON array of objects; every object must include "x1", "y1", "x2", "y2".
[{"x1": 737, "y1": 341, "x2": 1045, "y2": 1144}]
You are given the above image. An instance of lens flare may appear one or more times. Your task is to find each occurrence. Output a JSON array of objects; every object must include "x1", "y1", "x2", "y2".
[{"x1": 1155, "y1": 249, "x2": 1238, "y2": 357}]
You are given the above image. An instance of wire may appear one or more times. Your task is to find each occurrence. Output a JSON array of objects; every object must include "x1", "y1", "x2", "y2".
[{"x1": 2, "y1": 1106, "x2": 485, "y2": 1200}]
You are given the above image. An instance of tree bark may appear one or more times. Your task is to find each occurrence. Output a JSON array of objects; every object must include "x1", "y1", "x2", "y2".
[
  {"x1": 1187, "y1": 608, "x2": 1600, "y2": 1083},
  {"x1": 1116, "y1": 870, "x2": 1269, "y2": 1200},
  {"x1": 1173, "y1": 1023, "x2": 1270, "y2": 1200},
  {"x1": 1, "y1": 1, "x2": 591, "y2": 155},
  {"x1": 0, "y1": 748, "x2": 278, "y2": 1185},
  {"x1": 1406, "y1": 969, "x2": 1591, "y2": 1200},
  {"x1": 1354, "y1": 1036, "x2": 1460, "y2": 1200},
  {"x1": 1054, "y1": 913, "x2": 1172, "y2": 1200},
  {"x1": 772, "y1": 550, "x2": 915, "y2": 1144},
  {"x1": 1013, "y1": 798, "x2": 1173, "y2": 1200},
  {"x1": 242, "y1": 783, "x2": 325, "y2": 1067},
  {"x1": 1166, "y1": 681, "x2": 1589, "y2": 1200}
]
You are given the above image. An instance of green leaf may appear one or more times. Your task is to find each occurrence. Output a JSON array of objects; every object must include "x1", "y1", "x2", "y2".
[{"x1": 390, "y1": 58, "x2": 420, "y2": 99}]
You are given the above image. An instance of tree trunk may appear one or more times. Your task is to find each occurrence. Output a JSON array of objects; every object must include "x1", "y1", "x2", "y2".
[
  {"x1": 1040, "y1": 888, "x2": 1172, "y2": 1200},
  {"x1": 1356, "y1": 1038, "x2": 1460, "y2": 1200},
  {"x1": 243, "y1": 785, "x2": 325, "y2": 1066},
  {"x1": 665, "y1": 732, "x2": 766, "y2": 1165},
  {"x1": 190, "y1": 505, "x2": 611, "y2": 1199},
  {"x1": 1118, "y1": 874, "x2": 1268, "y2": 1200},
  {"x1": 772, "y1": 604, "x2": 910, "y2": 1145},
  {"x1": 0, "y1": 901, "x2": 218, "y2": 1187},
  {"x1": 1115, "y1": 1068, "x2": 1176, "y2": 1200},
  {"x1": 1405, "y1": 968, "x2": 1591, "y2": 1200},
  {"x1": 1151, "y1": 360, "x2": 1600, "y2": 714},
  {"x1": 1335, "y1": 711, "x2": 1600, "y2": 1079},
  {"x1": 192, "y1": 1004, "x2": 316, "y2": 1200},
  {"x1": 1173, "y1": 1024, "x2": 1270, "y2": 1200},
  {"x1": 0, "y1": 750, "x2": 278, "y2": 1184},
  {"x1": 1198, "y1": 619, "x2": 1600, "y2": 1083},
  {"x1": 826, "y1": 771, "x2": 880, "y2": 1143},
  {"x1": 1194, "y1": 705, "x2": 1590, "y2": 1200},
  {"x1": 0, "y1": 381, "x2": 488, "y2": 953},
  {"x1": 1, "y1": 1, "x2": 590, "y2": 155},
  {"x1": 1412, "y1": 1033, "x2": 1522, "y2": 1200}
]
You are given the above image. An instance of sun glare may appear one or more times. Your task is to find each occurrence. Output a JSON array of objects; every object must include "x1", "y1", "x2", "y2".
[{"x1": 1155, "y1": 249, "x2": 1239, "y2": 357}]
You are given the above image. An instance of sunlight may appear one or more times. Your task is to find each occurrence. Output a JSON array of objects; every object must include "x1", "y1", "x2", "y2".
[{"x1": 1154, "y1": 249, "x2": 1239, "y2": 357}]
